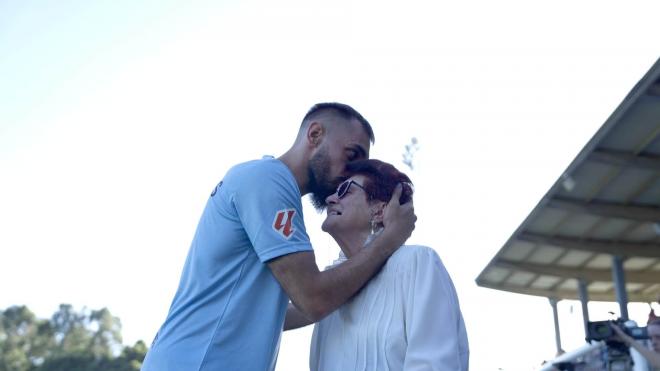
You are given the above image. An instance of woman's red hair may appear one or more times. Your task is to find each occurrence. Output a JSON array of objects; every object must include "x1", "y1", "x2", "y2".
[{"x1": 345, "y1": 159, "x2": 413, "y2": 204}]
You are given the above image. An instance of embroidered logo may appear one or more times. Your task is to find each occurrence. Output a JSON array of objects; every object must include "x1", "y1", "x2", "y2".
[
  {"x1": 272, "y1": 209, "x2": 296, "y2": 239},
  {"x1": 210, "y1": 181, "x2": 223, "y2": 197}
]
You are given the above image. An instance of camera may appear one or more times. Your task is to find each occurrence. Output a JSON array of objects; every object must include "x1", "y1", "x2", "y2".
[
  {"x1": 586, "y1": 318, "x2": 648, "y2": 342},
  {"x1": 551, "y1": 318, "x2": 649, "y2": 371}
]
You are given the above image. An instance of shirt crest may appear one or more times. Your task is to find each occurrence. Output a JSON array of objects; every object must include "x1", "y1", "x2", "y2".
[{"x1": 272, "y1": 208, "x2": 296, "y2": 239}]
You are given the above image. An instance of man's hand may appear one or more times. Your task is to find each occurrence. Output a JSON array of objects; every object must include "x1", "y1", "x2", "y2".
[{"x1": 380, "y1": 183, "x2": 416, "y2": 249}]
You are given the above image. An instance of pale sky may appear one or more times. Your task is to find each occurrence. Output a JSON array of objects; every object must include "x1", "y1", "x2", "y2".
[{"x1": 1, "y1": 1, "x2": 659, "y2": 370}]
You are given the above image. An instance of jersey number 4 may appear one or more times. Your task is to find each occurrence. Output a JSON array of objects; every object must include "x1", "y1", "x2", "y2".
[{"x1": 272, "y1": 209, "x2": 296, "y2": 239}]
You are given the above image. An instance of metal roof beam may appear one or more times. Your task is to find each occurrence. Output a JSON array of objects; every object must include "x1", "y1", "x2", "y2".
[
  {"x1": 495, "y1": 259, "x2": 660, "y2": 284},
  {"x1": 648, "y1": 77, "x2": 660, "y2": 96},
  {"x1": 588, "y1": 149, "x2": 660, "y2": 171},
  {"x1": 548, "y1": 196, "x2": 660, "y2": 222},
  {"x1": 518, "y1": 232, "x2": 660, "y2": 258},
  {"x1": 476, "y1": 282, "x2": 653, "y2": 302}
]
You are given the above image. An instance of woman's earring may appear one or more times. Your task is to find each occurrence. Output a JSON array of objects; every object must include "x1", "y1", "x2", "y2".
[{"x1": 370, "y1": 219, "x2": 377, "y2": 235}]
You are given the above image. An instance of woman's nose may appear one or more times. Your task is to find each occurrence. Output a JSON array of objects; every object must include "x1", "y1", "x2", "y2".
[{"x1": 325, "y1": 193, "x2": 338, "y2": 204}]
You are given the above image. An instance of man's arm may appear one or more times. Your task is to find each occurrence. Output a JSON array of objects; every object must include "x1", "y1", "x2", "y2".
[
  {"x1": 611, "y1": 324, "x2": 660, "y2": 367},
  {"x1": 284, "y1": 303, "x2": 313, "y2": 331},
  {"x1": 269, "y1": 184, "x2": 416, "y2": 322}
]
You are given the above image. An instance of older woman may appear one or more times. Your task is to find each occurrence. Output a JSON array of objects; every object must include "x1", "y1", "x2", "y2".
[{"x1": 309, "y1": 159, "x2": 469, "y2": 371}]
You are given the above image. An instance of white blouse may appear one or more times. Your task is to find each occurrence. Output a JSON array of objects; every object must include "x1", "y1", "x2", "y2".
[{"x1": 310, "y1": 245, "x2": 469, "y2": 371}]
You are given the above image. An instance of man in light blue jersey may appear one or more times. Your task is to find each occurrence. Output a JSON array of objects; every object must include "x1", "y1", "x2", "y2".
[{"x1": 141, "y1": 102, "x2": 416, "y2": 371}]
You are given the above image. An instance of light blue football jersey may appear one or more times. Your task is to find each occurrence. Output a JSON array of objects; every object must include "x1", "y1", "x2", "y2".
[{"x1": 142, "y1": 156, "x2": 313, "y2": 371}]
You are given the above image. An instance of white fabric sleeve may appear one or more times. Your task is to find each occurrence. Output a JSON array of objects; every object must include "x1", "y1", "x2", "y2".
[{"x1": 403, "y1": 247, "x2": 468, "y2": 371}]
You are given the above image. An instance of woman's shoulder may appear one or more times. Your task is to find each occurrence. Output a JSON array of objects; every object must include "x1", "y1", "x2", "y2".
[
  {"x1": 391, "y1": 244, "x2": 440, "y2": 260},
  {"x1": 386, "y1": 245, "x2": 445, "y2": 272}
]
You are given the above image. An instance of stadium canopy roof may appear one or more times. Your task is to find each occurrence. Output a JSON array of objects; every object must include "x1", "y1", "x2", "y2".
[{"x1": 476, "y1": 58, "x2": 660, "y2": 303}]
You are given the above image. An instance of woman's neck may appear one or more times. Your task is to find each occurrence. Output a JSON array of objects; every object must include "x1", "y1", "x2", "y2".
[{"x1": 331, "y1": 230, "x2": 370, "y2": 258}]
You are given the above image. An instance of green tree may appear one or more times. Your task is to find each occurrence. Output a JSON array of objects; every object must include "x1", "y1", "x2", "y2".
[
  {"x1": 0, "y1": 306, "x2": 52, "y2": 371},
  {"x1": 116, "y1": 341, "x2": 148, "y2": 371},
  {"x1": 0, "y1": 305, "x2": 146, "y2": 371},
  {"x1": 49, "y1": 305, "x2": 122, "y2": 359}
]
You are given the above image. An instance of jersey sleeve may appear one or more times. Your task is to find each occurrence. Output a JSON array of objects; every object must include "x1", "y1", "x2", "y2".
[
  {"x1": 230, "y1": 161, "x2": 313, "y2": 263},
  {"x1": 402, "y1": 247, "x2": 470, "y2": 371}
]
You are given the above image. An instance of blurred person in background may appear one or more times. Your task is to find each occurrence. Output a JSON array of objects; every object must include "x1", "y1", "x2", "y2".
[{"x1": 611, "y1": 319, "x2": 660, "y2": 369}]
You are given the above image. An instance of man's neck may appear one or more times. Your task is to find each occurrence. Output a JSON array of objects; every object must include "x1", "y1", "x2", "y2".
[{"x1": 278, "y1": 149, "x2": 309, "y2": 195}]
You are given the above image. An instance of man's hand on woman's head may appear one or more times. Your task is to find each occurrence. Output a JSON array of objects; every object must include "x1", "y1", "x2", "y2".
[{"x1": 381, "y1": 184, "x2": 416, "y2": 248}]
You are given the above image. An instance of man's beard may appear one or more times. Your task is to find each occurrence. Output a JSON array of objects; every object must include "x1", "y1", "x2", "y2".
[{"x1": 308, "y1": 147, "x2": 340, "y2": 211}]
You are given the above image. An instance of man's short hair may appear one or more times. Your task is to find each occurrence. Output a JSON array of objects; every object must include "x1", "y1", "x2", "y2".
[{"x1": 301, "y1": 102, "x2": 375, "y2": 144}]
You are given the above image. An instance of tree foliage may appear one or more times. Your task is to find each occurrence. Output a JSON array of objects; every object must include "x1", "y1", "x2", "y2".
[{"x1": 0, "y1": 305, "x2": 146, "y2": 371}]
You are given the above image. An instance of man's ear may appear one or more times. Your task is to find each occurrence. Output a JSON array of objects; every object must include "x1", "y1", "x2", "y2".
[{"x1": 307, "y1": 122, "x2": 325, "y2": 148}]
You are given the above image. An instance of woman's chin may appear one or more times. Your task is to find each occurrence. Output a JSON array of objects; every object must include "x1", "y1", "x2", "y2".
[
  {"x1": 321, "y1": 219, "x2": 331, "y2": 233},
  {"x1": 321, "y1": 219, "x2": 341, "y2": 235}
]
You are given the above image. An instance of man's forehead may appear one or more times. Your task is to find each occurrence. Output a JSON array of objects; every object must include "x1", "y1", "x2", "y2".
[{"x1": 332, "y1": 119, "x2": 371, "y2": 149}]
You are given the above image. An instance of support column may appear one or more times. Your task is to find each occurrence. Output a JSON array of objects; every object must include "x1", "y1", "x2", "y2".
[
  {"x1": 612, "y1": 256, "x2": 629, "y2": 320},
  {"x1": 578, "y1": 279, "x2": 590, "y2": 340},
  {"x1": 549, "y1": 297, "x2": 563, "y2": 355}
]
